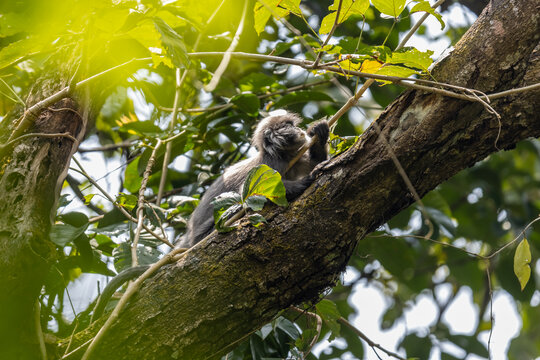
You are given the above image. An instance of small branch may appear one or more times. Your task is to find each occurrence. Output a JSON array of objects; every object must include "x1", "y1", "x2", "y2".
[
  {"x1": 81, "y1": 246, "x2": 187, "y2": 360},
  {"x1": 7, "y1": 57, "x2": 152, "y2": 142},
  {"x1": 1, "y1": 132, "x2": 77, "y2": 150},
  {"x1": 71, "y1": 158, "x2": 174, "y2": 248},
  {"x1": 159, "y1": 79, "x2": 330, "y2": 113},
  {"x1": 78, "y1": 141, "x2": 134, "y2": 153},
  {"x1": 66, "y1": 175, "x2": 106, "y2": 215},
  {"x1": 157, "y1": 69, "x2": 182, "y2": 205},
  {"x1": 34, "y1": 299, "x2": 47, "y2": 360},
  {"x1": 396, "y1": 0, "x2": 447, "y2": 51},
  {"x1": 289, "y1": 306, "x2": 322, "y2": 360},
  {"x1": 338, "y1": 317, "x2": 406, "y2": 360},
  {"x1": 204, "y1": 0, "x2": 248, "y2": 92},
  {"x1": 312, "y1": 0, "x2": 344, "y2": 68},
  {"x1": 132, "y1": 139, "x2": 163, "y2": 267}
]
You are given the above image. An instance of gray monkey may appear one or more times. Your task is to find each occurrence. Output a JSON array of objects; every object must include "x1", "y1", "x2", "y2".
[
  {"x1": 91, "y1": 113, "x2": 329, "y2": 321},
  {"x1": 179, "y1": 112, "x2": 329, "y2": 247}
]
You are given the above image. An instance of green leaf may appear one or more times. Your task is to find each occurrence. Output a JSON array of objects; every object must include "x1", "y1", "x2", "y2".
[
  {"x1": 212, "y1": 192, "x2": 242, "y2": 233},
  {"x1": 374, "y1": 65, "x2": 419, "y2": 84},
  {"x1": 83, "y1": 194, "x2": 96, "y2": 205},
  {"x1": 116, "y1": 193, "x2": 138, "y2": 211},
  {"x1": 124, "y1": 157, "x2": 142, "y2": 193},
  {"x1": 386, "y1": 48, "x2": 434, "y2": 72},
  {"x1": 60, "y1": 212, "x2": 90, "y2": 228},
  {"x1": 271, "y1": 91, "x2": 334, "y2": 109},
  {"x1": 320, "y1": 0, "x2": 370, "y2": 34},
  {"x1": 230, "y1": 93, "x2": 260, "y2": 116},
  {"x1": 50, "y1": 223, "x2": 89, "y2": 247},
  {"x1": 410, "y1": 1, "x2": 445, "y2": 29},
  {"x1": 152, "y1": 17, "x2": 189, "y2": 68},
  {"x1": 316, "y1": 299, "x2": 342, "y2": 340},
  {"x1": 248, "y1": 213, "x2": 268, "y2": 227},
  {"x1": 253, "y1": 0, "x2": 291, "y2": 35},
  {"x1": 119, "y1": 120, "x2": 164, "y2": 137},
  {"x1": 371, "y1": 0, "x2": 406, "y2": 17},
  {"x1": 245, "y1": 195, "x2": 268, "y2": 211},
  {"x1": 242, "y1": 165, "x2": 288, "y2": 207},
  {"x1": 514, "y1": 239, "x2": 531, "y2": 291}
]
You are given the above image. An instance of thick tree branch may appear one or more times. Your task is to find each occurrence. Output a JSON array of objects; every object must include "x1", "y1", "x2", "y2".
[{"x1": 63, "y1": 1, "x2": 540, "y2": 359}]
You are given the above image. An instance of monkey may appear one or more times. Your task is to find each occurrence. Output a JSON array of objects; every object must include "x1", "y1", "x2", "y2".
[
  {"x1": 178, "y1": 112, "x2": 329, "y2": 248},
  {"x1": 90, "y1": 113, "x2": 329, "y2": 321}
]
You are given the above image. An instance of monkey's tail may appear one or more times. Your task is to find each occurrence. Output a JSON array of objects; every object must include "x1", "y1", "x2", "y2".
[{"x1": 90, "y1": 265, "x2": 150, "y2": 323}]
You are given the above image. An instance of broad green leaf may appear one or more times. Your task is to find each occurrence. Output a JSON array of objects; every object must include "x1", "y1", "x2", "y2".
[
  {"x1": 319, "y1": 12, "x2": 338, "y2": 35},
  {"x1": 320, "y1": 0, "x2": 370, "y2": 34},
  {"x1": 124, "y1": 157, "x2": 142, "y2": 193},
  {"x1": 375, "y1": 65, "x2": 419, "y2": 84},
  {"x1": 386, "y1": 48, "x2": 434, "y2": 72},
  {"x1": 253, "y1": 0, "x2": 290, "y2": 35},
  {"x1": 514, "y1": 239, "x2": 531, "y2": 291},
  {"x1": 329, "y1": 133, "x2": 358, "y2": 156},
  {"x1": 230, "y1": 93, "x2": 260, "y2": 116},
  {"x1": 116, "y1": 193, "x2": 138, "y2": 211},
  {"x1": 50, "y1": 223, "x2": 89, "y2": 246},
  {"x1": 152, "y1": 17, "x2": 189, "y2": 68},
  {"x1": 371, "y1": 0, "x2": 406, "y2": 17},
  {"x1": 316, "y1": 299, "x2": 342, "y2": 340},
  {"x1": 410, "y1": 1, "x2": 445, "y2": 29},
  {"x1": 212, "y1": 192, "x2": 242, "y2": 232},
  {"x1": 245, "y1": 195, "x2": 268, "y2": 211},
  {"x1": 271, "y1": 91, "x2": 334, "y2": 109},
  {"x1": 83, "y1": 194, "x2": 96, "y2": 205},
  {"x1": 242, "y1": 165, "x2": 288, "y2": 207},
  {"x1": 248, "y1": 213, "x2": 268, "y2": 227},
  {"x1": 60, "y1": 212, "x2": 90, "y2": 228}
]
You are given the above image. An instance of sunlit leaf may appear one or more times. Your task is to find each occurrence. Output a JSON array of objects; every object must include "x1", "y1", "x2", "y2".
[
  {"x1": 386, "y1": 48, "x2": 434, "y2": 72},
  {"x1": 253, "y1": 0, "x2": 291, "y2": 35},
  {"x1": 410, "y1": 1, "x2": 445, "y2": 29},
  {"x1": 320, "y1": 0, "x2": 370, "y2": 34},
  {"x1": 242, "y1": 165, "x2": 288, "y2": 207},
  {"x1": 514, "y1": 239, "x2": 531, "y2": 291},
  {"x1": 371, "y1": 0, "x2": 406, "y2": 17}
]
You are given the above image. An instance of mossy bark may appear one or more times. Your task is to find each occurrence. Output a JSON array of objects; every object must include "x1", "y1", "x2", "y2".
[{"x1": 64, "y1": 1, "x2": 540, "y2": 359}]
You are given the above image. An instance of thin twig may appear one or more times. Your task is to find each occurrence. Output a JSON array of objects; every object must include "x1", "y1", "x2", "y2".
[
  {"x1": 70, "y1": 159, "x2": 174, "y2": 248},
  {"x1": 34, "y1": 299, "x2": 47, "y2": 360},
  {"x1": 132, "y1": 139, "x2": 163, "y2": 266},
  {"x1": 338, "y1": 317, "x2": 407, "y2": 360},
  {"x1": 204, "y1": 0, "x2": 248, "y2": 92},
  {"x1": 312, "y1": 0, "x2": 344, "y2": 68},
  {"x1": 1, "y1": 132, "x2": 77, "y2": 150},
  {"x1": 156, "y1": 69, "x2": 182, "y2": 205},
  {"x1": 289, "y1": 306, "x2": 322, "y2": 360}
]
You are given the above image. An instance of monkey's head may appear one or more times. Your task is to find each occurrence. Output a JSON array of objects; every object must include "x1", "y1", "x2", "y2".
[{"x1": 252, "y1": 113, "x2": 308, "y2": 159}]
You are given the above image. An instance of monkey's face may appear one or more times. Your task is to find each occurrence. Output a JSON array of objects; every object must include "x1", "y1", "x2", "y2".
[{"x1": 264, "y1": 121, "x2": 308, "y2": 154}]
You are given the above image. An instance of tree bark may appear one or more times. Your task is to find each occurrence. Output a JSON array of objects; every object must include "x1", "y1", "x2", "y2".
[
  {"x1": 0, "y1": 98, "x2": 83, "y2": 359},
  {"x1": 59, "y1": 0, "x2": 539, "y2": 359}
]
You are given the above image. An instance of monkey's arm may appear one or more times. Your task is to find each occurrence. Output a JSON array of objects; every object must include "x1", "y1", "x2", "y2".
[{"x1": 307, "y1": 120, "x2": 329, "y2": 163}]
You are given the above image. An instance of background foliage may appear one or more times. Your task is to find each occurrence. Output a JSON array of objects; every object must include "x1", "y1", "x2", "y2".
[{"x1": 0, "y1": 0, "x2": 538, "y2": 359}]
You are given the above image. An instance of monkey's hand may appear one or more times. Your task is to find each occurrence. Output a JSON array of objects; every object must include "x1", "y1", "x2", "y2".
[{"x1": 307, "y1": 120, "x2": 329, "y2": 144}]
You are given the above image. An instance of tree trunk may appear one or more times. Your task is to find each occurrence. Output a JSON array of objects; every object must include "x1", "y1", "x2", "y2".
[
  {"x1": 0, "y1": 97, "x2": 83, "y2": 358},
  {"x1": 60, "y1": 0, "x2": 539, "y2": 359}
]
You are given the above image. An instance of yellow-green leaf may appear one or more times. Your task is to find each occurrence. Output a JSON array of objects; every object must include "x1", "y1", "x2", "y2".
[
  {"x1": 371, "y1": 0, "x2": 406, "y2": 18},
  {"x1": 373, "y1": 65, "x2": 418, "y2": 84},
  {"x1": 514, "y1": 239, "x2": 531, "y2": 291},
  {"x1": 254, "y1": 0, "x2": 290, "y2": 35},
  {"x1": 386, "y1": 48, "x2": 434, "y2": 72},
  {"x1": 410, "y1": 1, "x2": 445, "y2": 30},
  {"x1": 320, "y1": 0, "x2": 370, "y2": 34}
]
